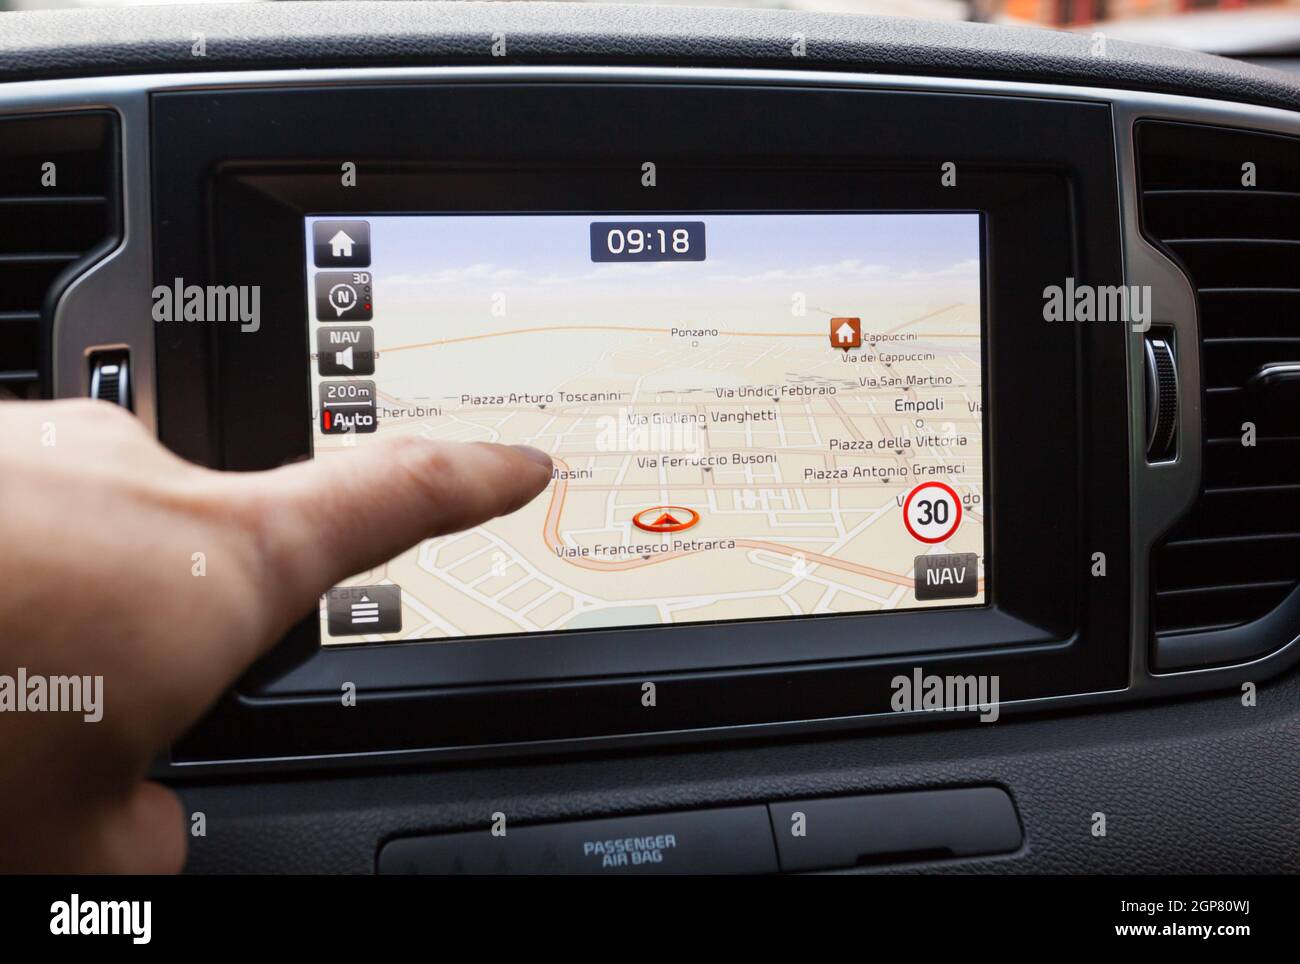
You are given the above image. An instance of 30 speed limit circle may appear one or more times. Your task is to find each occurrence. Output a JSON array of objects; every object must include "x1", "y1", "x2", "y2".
[{"x1": 903, "y1": 481, "x2": 962, "y2": 544}]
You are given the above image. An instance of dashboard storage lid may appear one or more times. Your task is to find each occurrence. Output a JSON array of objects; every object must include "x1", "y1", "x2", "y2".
[{"x1": 768, "y1": 787, "x2": 1023, "y2": 872}]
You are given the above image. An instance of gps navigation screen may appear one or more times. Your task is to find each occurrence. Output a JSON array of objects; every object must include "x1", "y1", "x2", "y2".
[{"x1": 305, "y1": 213, "x2": 987, "y2": 645}]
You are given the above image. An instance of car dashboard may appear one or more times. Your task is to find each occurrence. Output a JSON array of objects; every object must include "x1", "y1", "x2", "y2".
[{"x1": 1, "y1": 1, "x2": 1297, "y2": 879}]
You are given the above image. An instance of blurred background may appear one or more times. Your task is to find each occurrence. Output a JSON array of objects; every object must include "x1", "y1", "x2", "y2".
[{"x1": 3, "y1": 0, "x2": 1300, "y2": 61}]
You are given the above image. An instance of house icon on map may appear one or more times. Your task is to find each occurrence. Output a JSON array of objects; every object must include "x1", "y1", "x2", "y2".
[{"x1": 830, "y1": 317, "x2": 862, "y2": 350}]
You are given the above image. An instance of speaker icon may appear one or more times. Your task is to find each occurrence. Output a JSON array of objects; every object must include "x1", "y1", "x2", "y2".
[{"x1": 316, "y1": 327, "x2": 374, "y2": 376}]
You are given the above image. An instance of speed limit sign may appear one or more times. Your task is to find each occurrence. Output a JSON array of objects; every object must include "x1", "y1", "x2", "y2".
[{"x1": 903, "y1": 481, "x2": 963, "y2": 544}]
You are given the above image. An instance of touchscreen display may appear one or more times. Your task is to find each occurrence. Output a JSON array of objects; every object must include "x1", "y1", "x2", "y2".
[{"x1": 305, "y1": 213, "x2": 986, "y2": 644}]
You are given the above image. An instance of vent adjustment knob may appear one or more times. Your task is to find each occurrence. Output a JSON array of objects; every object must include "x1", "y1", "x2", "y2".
[
  {"x1": 1144, "y1": 335, "x2": 1178, "y2": 462},
  {"x1": 89, "y1": 352, "x2": 131, "y2": 410}
]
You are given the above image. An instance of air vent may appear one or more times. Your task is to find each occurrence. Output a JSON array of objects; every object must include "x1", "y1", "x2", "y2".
[
  {"x1": 1137, "y1": 120, "x2": 1300, "y2": 665},
  {"x1": 0, "y1": 112, "x2": 118, "y2": 400}
]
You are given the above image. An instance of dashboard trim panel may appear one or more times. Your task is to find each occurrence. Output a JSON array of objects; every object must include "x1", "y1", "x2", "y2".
[{"x1": 0, "y1": 66, "x2": 1296, "y2": 771}]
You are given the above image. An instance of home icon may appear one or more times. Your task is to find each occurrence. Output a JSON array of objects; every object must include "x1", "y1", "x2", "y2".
[
  {"x1": 329, "y1": 230, "x2": 355, "y2": 258},
  {"x1": 312, "y1": 220, "x2": 371, "y2": 268},
  {"x1": 829, "y1": 317, "x2": 862, "y2": 350}
]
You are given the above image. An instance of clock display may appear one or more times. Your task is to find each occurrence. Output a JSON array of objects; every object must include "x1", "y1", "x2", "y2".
[{"x1": 589, "y1": 221, "x2": 706, "y2": 262}]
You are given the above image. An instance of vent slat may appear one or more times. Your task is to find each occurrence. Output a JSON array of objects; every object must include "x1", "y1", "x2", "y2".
[
  {"x1": 1170, "y1": 488, "x2": 1300, "y2": 540},
  {"x1": 1205, "y1": 482, "x2": 1300, "y2": 496},
  {"x1": 1154, "y1": 545, "x2": 1298, "y2": 590},
  {"x1": 1166, "y1": 237, "x2": 1300, "y2": 246},
  {"x1": 1146, "y1": 182, "x2": 1300, "y2": 239},
  {"x1": 0, "y1": 201, "x2": 109, "y2": 255},
  {"x1": 1204, "y1": 440, "x2": 1300, "y2": 487},
  {"x1": 1163, "y1": 532, "x2": 1300, "y2": 549},
  {"x1": 0, "y1": 318, "x2": 39, "y2": 382},
  {"x1": 0, "y1": 259, "x2": 80, "y2": 313},
  {"x1": 1144, "y1": 189, "x2": 1300, "y2": 198},
  {"x1": 1202, "y1": 337, "x2": 1300, "y2": 345},
  {"x1": 1199, "y1": 287, "x2": 1300, "y2": 293},
  {"x1": 1199, "y1": 291, "x2": 1300, "y2": 339},
  {"x1": 0, "y1": 112, "x2": 115, "y2": 397},
  {"x1": 1138, "y1": 120, "x2": 1300, "y2": 642},
  {"x1": 1155, "y1": 583, "x2": 1295, "y2": 635},
  {"x1": 1157, "y1": 579, "x2": 1296, "y2": 598},
  {"x1": 1138, "y1": 122, "x2": 1300, "y2": 192},
  {"x1": 0, "y1": 253, "x2": 84, "y2": 264},
  {"x1": 1157, "y1": 618, "x2": 1277, "y2": 636},
  {"x1": 0, "y1": 195, "x2": 107, "y2": 205},
  {"x1": 1163, "y1": 239, "x2": 1300, "y2": 288}
]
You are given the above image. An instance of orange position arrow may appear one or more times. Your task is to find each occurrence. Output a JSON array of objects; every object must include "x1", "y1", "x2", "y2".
[{"x1": 633, "y1": 506, "x2": 701, "y2": 534}]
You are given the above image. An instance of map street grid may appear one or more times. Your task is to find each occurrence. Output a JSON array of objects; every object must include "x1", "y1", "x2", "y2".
[{"x1": 307, "y1": 213, "x2": 986, "y2": 643}]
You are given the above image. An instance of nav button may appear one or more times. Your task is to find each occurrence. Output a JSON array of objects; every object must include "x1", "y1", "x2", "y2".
[
  {"x1": 913, "y1": 552, "x2": 979, "y2": 600},
  {"x1": 317, "y1": 327, "x2": 375, "y2": 376}
]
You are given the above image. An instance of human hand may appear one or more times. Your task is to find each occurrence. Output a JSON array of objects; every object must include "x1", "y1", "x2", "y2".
[{"x1": 0, "y1": 400, "x2": 551, "y2": 873}]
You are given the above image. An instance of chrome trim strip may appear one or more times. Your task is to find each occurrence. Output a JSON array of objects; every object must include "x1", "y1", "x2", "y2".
[
  {"x1": 1251, "y1": 362, "x2": 1300, "y2": 383},
  {"x1": 1111, "y1": 106, "x2": 1205, "y2": 688}
]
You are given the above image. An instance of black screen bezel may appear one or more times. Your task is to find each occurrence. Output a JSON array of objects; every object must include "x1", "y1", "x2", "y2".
[{"x1": 150, "y1": 81, "x2": 1130, "y2": 763}]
